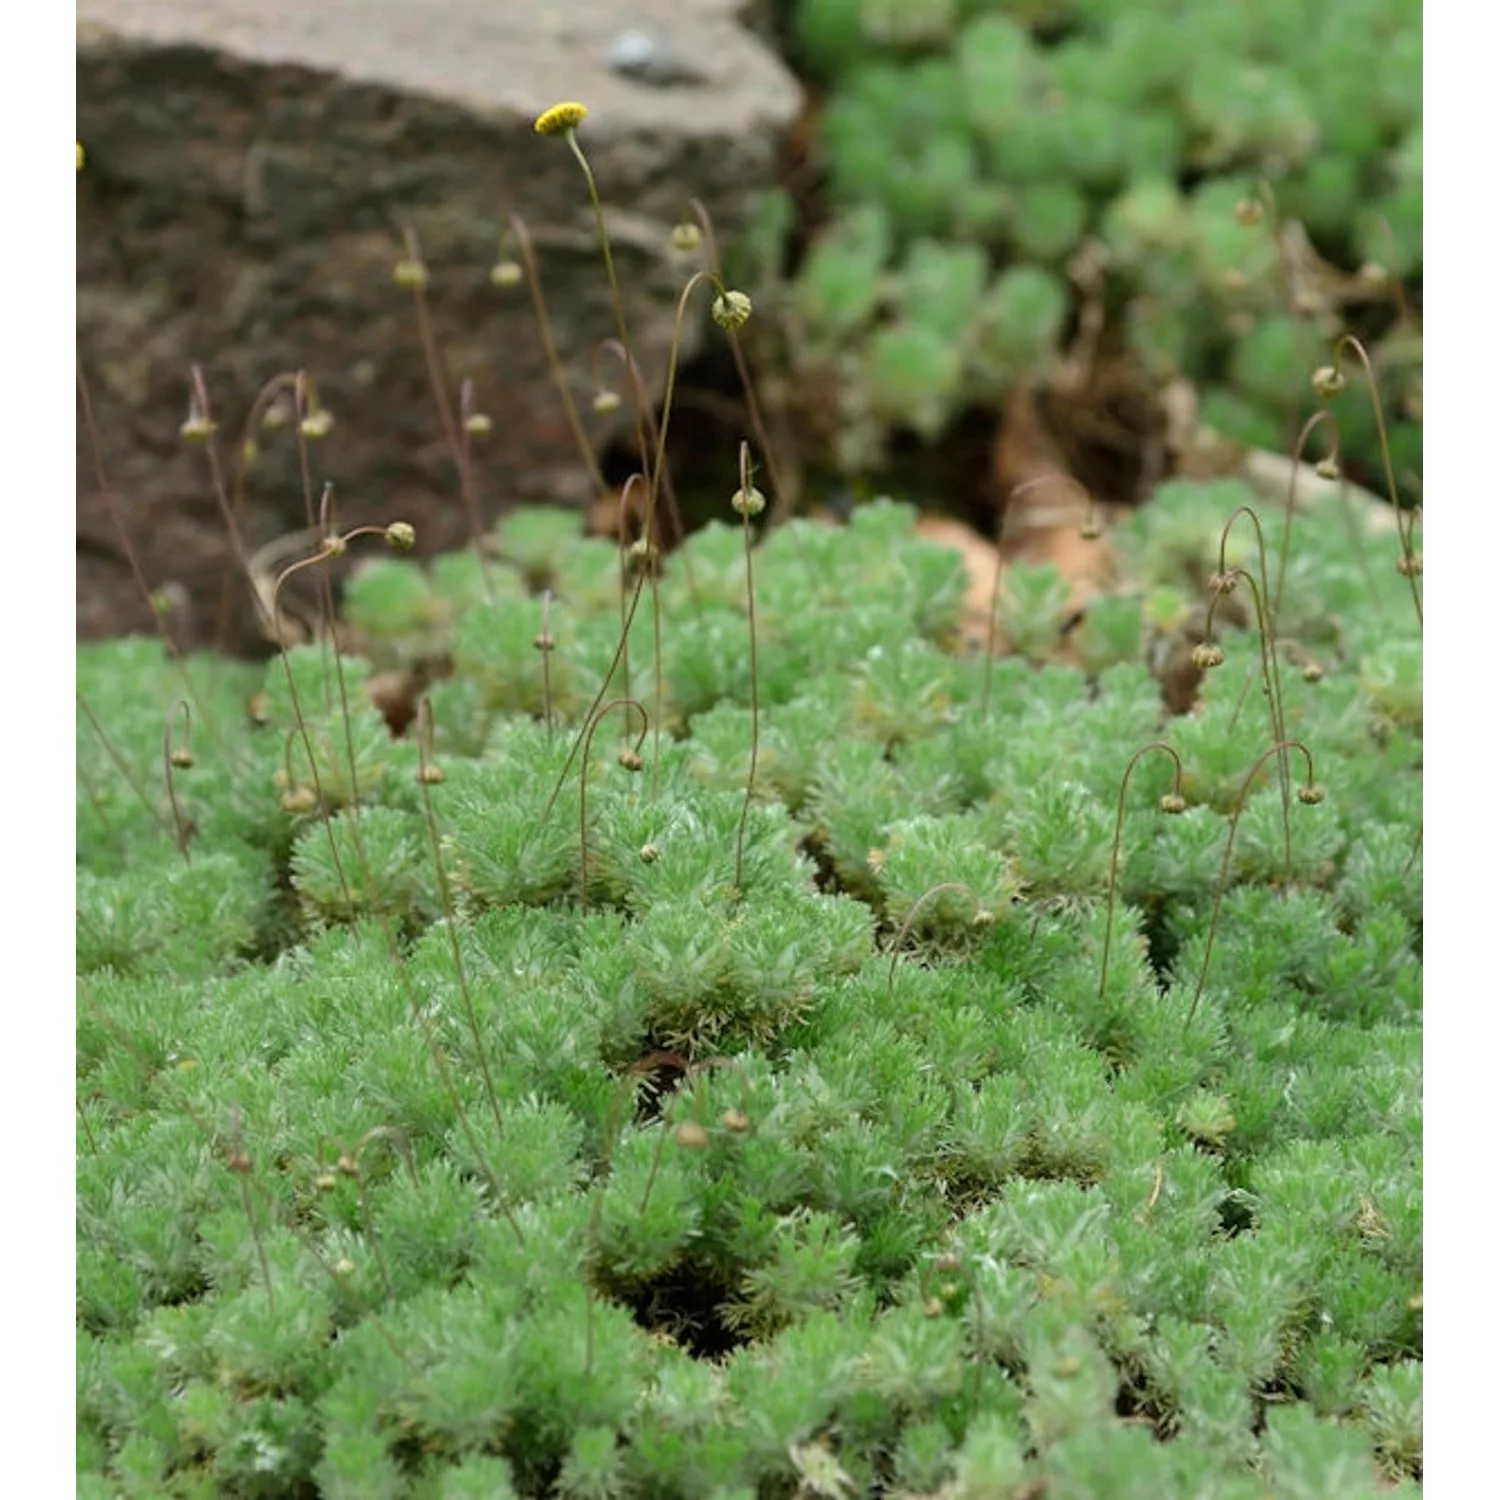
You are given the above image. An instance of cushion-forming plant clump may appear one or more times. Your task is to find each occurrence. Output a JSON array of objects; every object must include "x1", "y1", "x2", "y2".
[
  {"x1": 77, "y1": 89, "x2": 1419, "y2": 1500},
  {"x1": 78, "y1": 468, "x2": 1420, "y2": 1497},
  {"x1": 769, "y1": 0, "x2": 1420, "y2": 496}
]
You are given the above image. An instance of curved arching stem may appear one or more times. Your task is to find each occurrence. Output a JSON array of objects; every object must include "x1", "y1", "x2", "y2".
[
  {"x1": 1329, "y1": 333, "x2": 1422, "y2": 627},
  {"x1": 1185, "y1": 740, "x2": 1319, "y2": 1030},
  {"x1": 577, "y1": 696, "x2": 649, "y2": 915},
  {"x1": 887, "y1": 882, "x2": 983, "y2": 995},
  {"x1": 415, "y1": 698, "x2": 509, "y2": 1155},
  {"x1": 163, "y1": 698, "x2": 195, "y2": 864},
  {"x1": 509, "y1": 213, "x2": 612, "y2": 502},
  {"x1": 733, "y1": 441, "x2": 763, "y2": 900},
  {"x1": 1209, "y1": 511, "x2": 1292, "y2": 880},
  {"x1": 541, "y1": 475, "x2": 651, "y2": 824},
  {"x1": 690, "y1": 197, "x2": 790, "y2": 525},
  {"x1": 1099, "y1": 742, "x2": 1185, "y2": 1001}
]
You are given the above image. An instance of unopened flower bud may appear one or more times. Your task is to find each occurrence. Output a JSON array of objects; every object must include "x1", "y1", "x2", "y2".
[
  {"x1": 1191, "y1": 642, "x2": 1225, "y2": 671},
  {"x1": 180, "y1": 411, "x2": 216, "y2": 443},
  {"x1": 490, "y1": 259, "x2": 523, "y2": 288},
  {"x1": 393, "y1": 257, "x2": 429, "y2": 290},
  {"x1": 170, "y1": 747, "x2": 195, "y2": 770},
  {"x1": 712, "y1": 290, "x2": 752, "y2": 331},
  {"x1": 731, "y1": 485, "x2": 766, "y2": 518},
  {"x1": 464, "y1": 412, "x2": 492, "y2": 437},
  {"x1": 671, "y1": 221, "x2": 703, "y2": 252},
  {"x1": 1159, "y1": 793, "x2": 1187, "y2": 815},
  {"x1": 281, "y1": 786, "x2": 319, "y2": 815},
  {"x1": 720, "y1": 1108, "x2": 750, "y2": 1132},
  {"x1": 1234, "y1": 197, "x2": 1264, "y2": 227},
  {"x1": 385, "y1": 521, "x2": 417, "y2": 553},
  {"x1": 674, "y1": 1121, "x2": 710, "y2": 1151},
  {"x1": 592, "y1": 389, "x2": 621, "y2": 415},
  {"x1": 617, "y1": 748, "x2": 644, "y2": 772},
  {"x1": 1396, "y1": 550, "x2": 1422, "y2": 578},
  {"x1": 1315, "y1": 457, "x2": 1340, "y2": 481},
  {"x1": 1301, "y1": 661, "x2": 1325, "y2": 683},
  {"x1": 417, "y1": 762, "x2": 446, "y2": 785},
  {"x1": 299, "y1": 408, "x2": 334, "y2": 440},
  {"x1": 1311, "y1": 366, "x2": 1346, "y2": 398},
  {"x1": 1297, "y1": 783, "x2": 1325, "y2": 805},
  {"x1": 639, "y1": 842, "x2": 660, "y2": 864}
]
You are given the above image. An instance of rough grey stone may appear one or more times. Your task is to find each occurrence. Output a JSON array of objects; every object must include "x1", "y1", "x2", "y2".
[{"x1": 77, "y1": 0, "x2": 801, "y2": 651}]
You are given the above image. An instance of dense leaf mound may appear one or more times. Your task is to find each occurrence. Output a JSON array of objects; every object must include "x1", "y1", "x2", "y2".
[{"x1": 78, "y1": 487, "x2": 1420, "y2": 1497}]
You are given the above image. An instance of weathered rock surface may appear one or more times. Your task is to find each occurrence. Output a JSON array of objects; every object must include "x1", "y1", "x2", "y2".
[{"x1": 77, "y1": 0, "x2": 801, "y2": 651}]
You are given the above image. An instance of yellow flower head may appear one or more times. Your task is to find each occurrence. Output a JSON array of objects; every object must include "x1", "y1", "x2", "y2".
[{"x1": 534, "y1": 101, "x2": 588, "y2": 137}]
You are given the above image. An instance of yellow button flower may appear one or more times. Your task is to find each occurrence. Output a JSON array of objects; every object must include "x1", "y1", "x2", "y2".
[{"x1": 534, "y1": 101, "x2": 588, "y2": 136}]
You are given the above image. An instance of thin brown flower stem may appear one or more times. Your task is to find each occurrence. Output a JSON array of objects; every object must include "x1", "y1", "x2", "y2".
[
  {"x1": 456, "y1": 377, "x2": 496, "y2": 601},
  {"x1": 77, "y1": 689, "x2": 173, "y2": 840},
  {"x1": 733, "y1": 441, "x2": 762, "y2": 900},
  {"x1": 597, "y1": 337, "x2": 701, "y2": 612},
  {"x1": 399, "y1": 226, "x2": 465, "y2": 478},
  {"x1": 186, "y1": 366, "x2": 257, "y2": 695},
  {"x1": 215, "y1": 371, "x2": 302, "y2": 649},
  {"x1": 1271, "y1": 411, "x2": 1346, "y2": 623},
  {"x1": 635, "y1": 268, "x2": 734, "y2": 755},
  {"x1": 1331, "y1": 334, "x2": 1422, "y2": 627},
  {"x1": 1212, "y1": 509, "x2": 1293, "y2": 876},
  {"x1": 649, "y1": 511, "x2": 664, "y2": 802},
  {"x1": 292, "y1": 376, "x2": 338, "y2": 708},
  {"x1": 1185, "y1": 740, "x2": 1317, "y2": 1030},
  {"x1": 163, "y1": 699, "x2": 194, "y2": 864},
  {"x1": 1099, "y1": 743, "x2": 1184, "y2": 1001},
  {"x1": 563, "y1": 129, "x2": 649, "y2": 475},
  {"x1": 615, "y1": 486, "x2": 634, "y2": 713},
  {"x1": 539, "y1": 588, "x2": 556, "y2": 741},
  {"x1": 226, "y1": 1107, "x2": 276, "y2": 1312},
  {"x1": 76, "y1": 359, "x2": 231, "y2": 760},
  {"x1": 558, "y1": 125, "x2": 661, "y2": 548},
  {"x1": 690, "y1": 198, "x2": 788, "y2": 525},
  {"x1": 353, "y1": 1171, "x2": 394, "y2": 1301},
  {"x1": 188, "y1": 366, "x2": 252, "y2": 573},
  {"x1": 510, "y1": 213, "x2": 612, "y2": 501},
  {"x1": 887, "y1": 882, "x2": 981, "y2": 995},
  {"x1": 577, "y1": 697, "x2": 649, "y2": 915},
  {"x1": 542, "y1": 476, "x2": 652, "y2": 825},
  {"x1": 272, "y1": 534, "x2": 390, "y2": 911},
  {"x1": 77, "y1": 756, "x2": 126, "y2": 866},
  {"x1": 415, "y1": 700, "x2": 507, "y2": 1147}
]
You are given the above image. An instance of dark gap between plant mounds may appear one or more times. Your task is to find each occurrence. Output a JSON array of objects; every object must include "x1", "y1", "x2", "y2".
[
  {"x1": 597, "y1": 341, "x2": 1007, "y2": 541},
  {"x1": 1114, "y1": 1360, "x2": 1175, "y2": 1441},
  {"x1": 1216, "y1": 1191, "x2": 1256, "y2": 1238},
  {"x1": 615, "y1": 1261, "x2": 746, "y2": 1361},
  {"x1": 1140, "y1": 897, "x2": 1180, "y2": 988},
  {"x1": 626, "y1": 1046, "x2": 692, "y2": 1126}
]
